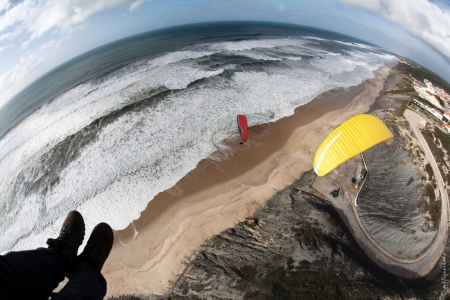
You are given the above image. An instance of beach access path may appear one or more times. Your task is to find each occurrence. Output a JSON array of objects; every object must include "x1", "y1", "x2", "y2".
[{"x1": 312, "y1": 108, "x2": 448, "y2": 279}]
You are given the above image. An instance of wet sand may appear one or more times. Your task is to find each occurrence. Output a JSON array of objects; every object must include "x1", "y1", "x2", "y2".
[{"x1": 102, "y1": 66, "x2": 392, "y2": 297}]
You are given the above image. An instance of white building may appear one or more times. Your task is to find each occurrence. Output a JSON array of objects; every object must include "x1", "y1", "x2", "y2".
[
  {"x1": 431, "y1": 108, "x2": 443, "y2": 120},
  {"x1": 414, "y1": 85, "x2": 445, "y2": 110},
  {"x1": 413, "y1": 99, "x2": 444, "y2": 121}
]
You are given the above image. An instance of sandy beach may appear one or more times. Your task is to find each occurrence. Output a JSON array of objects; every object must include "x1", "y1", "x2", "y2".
[{"x1": 102, "y1": 65, "x2": 392, "y2": 297}]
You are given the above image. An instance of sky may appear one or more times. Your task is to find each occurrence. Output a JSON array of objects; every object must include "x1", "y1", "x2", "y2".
[{"x1": 0, "y1": 0, "x2": 450, "y2": 108}]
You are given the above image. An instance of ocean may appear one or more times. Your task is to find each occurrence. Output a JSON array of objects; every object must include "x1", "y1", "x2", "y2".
[{"x1": 0, "y1": 21, "x2": 395, "y2": 253}]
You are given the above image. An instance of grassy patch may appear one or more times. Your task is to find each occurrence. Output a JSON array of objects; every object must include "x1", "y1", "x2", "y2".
[
  {"x1": 430, "y1": 200, "x2": 442, "y2": 228},
  {"x1": 424, "y1": 184, "x2": 435, "y2": 200},
  {"x1": 298, "y1": 260, "x2": 310, "y2": 270},
  {"x1": 239, "y1": 265, "x2": 258, "y2": 280},
  {"x1": 433, "y1": 127, "x2": 450, "y2": 153},
  {"x1": 421, "y1": 184, "x2": 441, "y2": 230},
  {"x1": 425, "y1": 163, "x2": 433, "y2": 181},
  {"x1": 241, "y1": 268, "x2": 347, "y2": 299},
  {"x1": 393, "y1": 100, "x2": 411, "y2": 117},
  {"x1": 421, "y1": 128, "x2": 450, "y2": 185},
  {"x1": 293, "y1": 221, "x2": 337, "y2": 252},
  {"x1": 387, "y1": 86, "x2": 415, "y2": 94}
]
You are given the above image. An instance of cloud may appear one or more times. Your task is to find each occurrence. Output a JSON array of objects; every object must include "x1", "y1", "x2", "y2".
[
  {"x1": 0, "y1": 40, "x2": 58, "y2": 93},
  {"x1": 340, "y1": 0, "x2": 450, "y2": 59},
  {"x1": 0, "y1": 0, "x2": 10, "y2": 12},
  {"x1": 0, "y1": 31, "x2": 12, "y2": 42},
  {"x1": 0, "y1": 44, "x2": 10, "y2": 52},
  {"x1": 278, "y1": 4, "x2": 285, "y2": 11},
  {"x1": 0, "y1": 1, "x2": 33, "y2": 34},
  {"x1": 0, "y1": 0, "x2": 152, "y2": 46},
  {"x1": 129, "y1": 0, "x2": 148, "y2": 11},
  {"x1": 0, "y1": 0, "x2": 152, "y2": 104}
]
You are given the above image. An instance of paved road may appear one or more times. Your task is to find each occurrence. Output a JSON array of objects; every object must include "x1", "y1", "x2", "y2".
[{"x1": 313, "y1": 109, "x2": 449, "y2": 278}]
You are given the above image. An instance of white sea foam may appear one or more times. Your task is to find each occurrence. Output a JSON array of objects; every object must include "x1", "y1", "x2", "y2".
[
  {"x1": 0, "y1": 36, "x2": 395, "y2": 252},
  {"x1": 303, "y1": 36, "x2": 327, "y2": 41},
  {"x1": 332, "y1": 39, "x2": 374, "y2": 50},
  {"x1": 208, "y1": 38, "x2": 307, "y2": 52}
]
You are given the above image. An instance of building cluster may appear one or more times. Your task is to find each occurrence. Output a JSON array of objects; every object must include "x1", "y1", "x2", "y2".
[
  {"x1": 424, "y1": 79, "x2": 450, "y2": 102},
  {"x1": 412, "y1": 78, "x2": 450, "y2": 134}
]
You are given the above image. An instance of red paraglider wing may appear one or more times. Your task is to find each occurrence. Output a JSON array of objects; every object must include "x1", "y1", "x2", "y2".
[{"x1": 237, "y1": 114, "x2": 248, "y2": 142}]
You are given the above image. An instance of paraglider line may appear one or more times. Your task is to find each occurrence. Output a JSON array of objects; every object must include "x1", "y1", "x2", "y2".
[
  {"x1": 354, "y1": 153, "x2": 368, "y2": 207},
  {"x1": 210, "y1": 161, "x2": 257, "y2": 188}
]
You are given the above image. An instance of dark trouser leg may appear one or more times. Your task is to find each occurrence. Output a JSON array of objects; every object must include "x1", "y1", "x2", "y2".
[
  {"x1": 52, "y1": 261, "x2": 107, "y2": 300},
  {"x1": 0, "y1": 247, "x2": 65, "y2": 300}
]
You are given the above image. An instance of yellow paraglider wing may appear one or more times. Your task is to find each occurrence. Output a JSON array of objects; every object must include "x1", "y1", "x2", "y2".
[{"x1": 313, "y1": 114, "x2": 393, "y2": 177}]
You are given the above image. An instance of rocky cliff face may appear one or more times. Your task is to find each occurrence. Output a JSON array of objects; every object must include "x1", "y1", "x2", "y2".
[{"x1": 156, "y1": 170, "x2": 441, "y2": 300}]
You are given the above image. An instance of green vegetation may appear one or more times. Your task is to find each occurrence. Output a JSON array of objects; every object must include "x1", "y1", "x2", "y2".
[
  {"x1": 432, "y1": 127, "x2": 450, "y2": 152},
  {"x1": 421, "y1": 183, "x2": 441, "y2": 230},
  {"x1": 419, "y1": 127, "x2": 448, "y2": 230},
  {"x1": 297, "y1": 260, "x2": 310, "y2": 270},
  {"x1": 238, "y1": 265, "x2": 258, "y2": 280},
  {"x1": 237, "y1": 267, "x2": 398, "y2": 300},
  {"x1": 425, "y1": 163, "x2": 433, "y2": 181},
  {"x1": 393, "y1": 100, "x2": 411, "y2": 117},
  {"x1": 387, "y1": 85, "x2": 415, "y2": 94},
  {"x1": 243, "y1": 269, "x2": 348, "y2": 300},
  {"x1": 244, "y1": 218, "x2": 259, "y2": 229},
  {"x1": 429, "y1": 198, "x2": 441, "y2": 229},
  {"x1": 421, "y1": 128, "x2": 450, "y2": 185},
  {"x1": 424, "y1": 183, "x2": 435, "y2": 200},
  {"x1": 292, "y1": 221, "x2": 337, "y2": 252},
  {"x1": 395, "y1": 61, "x2": 450, "y2": 93},
  {"x1": 387, "y1": 108, "x2": 443, "y2": 231}
]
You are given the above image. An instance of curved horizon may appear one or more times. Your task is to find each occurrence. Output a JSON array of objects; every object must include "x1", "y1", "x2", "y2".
[{"x1": 0, "y1": 0, "x2": 449, "y2": 108}]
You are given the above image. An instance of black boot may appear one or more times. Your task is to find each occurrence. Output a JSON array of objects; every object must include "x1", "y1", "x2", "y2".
[
  {"x1": 77, "y1": 222, "x2": 114, "y2": 271},
  {"x1": 46, "y1": 211, "x2": 85, "y2": 276}
]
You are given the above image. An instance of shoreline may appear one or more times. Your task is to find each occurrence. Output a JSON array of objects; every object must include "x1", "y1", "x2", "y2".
[
  {"x1": 117, "y1": 84, "x2": 365, "y2": 241},
  {"x1": 103, "y1": 66, "x2": 392, "y2": 297}
]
